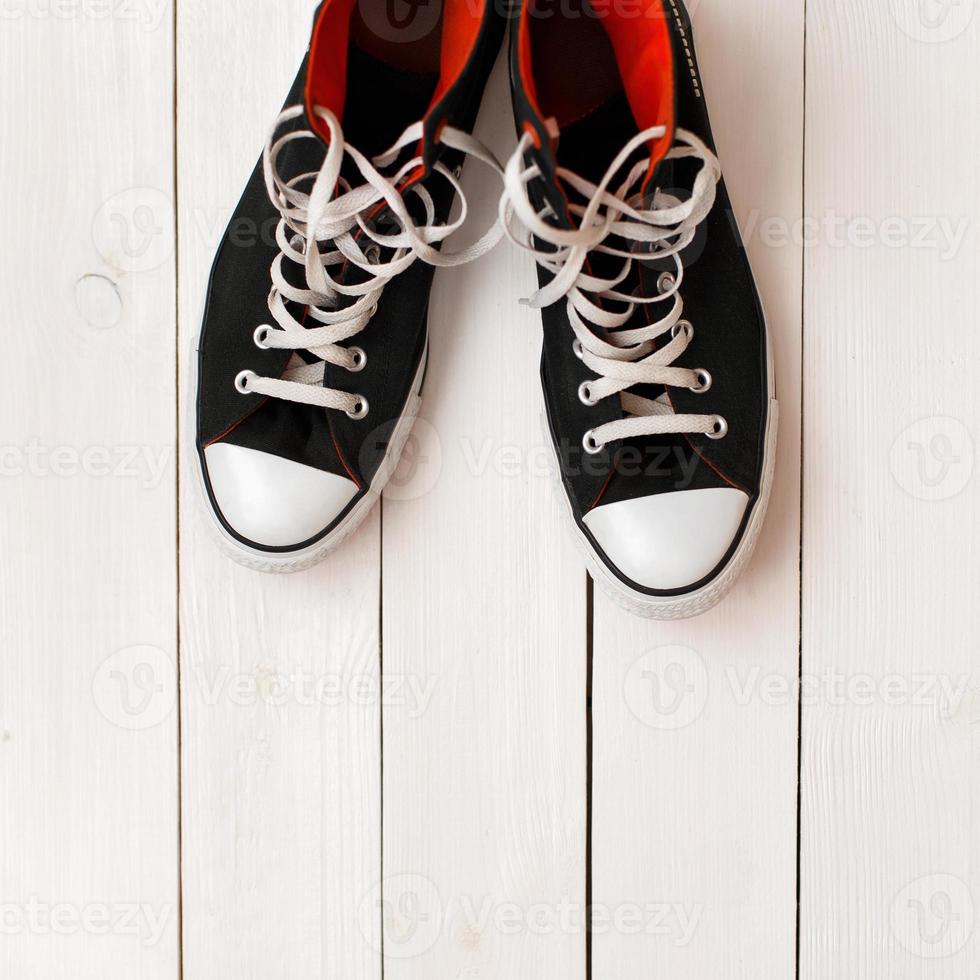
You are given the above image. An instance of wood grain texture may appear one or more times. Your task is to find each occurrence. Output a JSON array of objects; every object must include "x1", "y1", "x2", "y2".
[
  {"x1": 380, "y1": 54, "x2": 590, "y2": 980},
  {"x1": 176, "y1": 4, "x2": 381, "y2": 979},
  {"x1": 12, "y1": 0, "x2": 980, "y2": 976},
  {"x1": 0, "y1": 6, "x2": 178, "y2": 980},
  {"x1": 802, "y1": 3, "x2": 980, "y2": 978},
  {"x1": 591, "y1": 0, "x2": 805, "y2": 977}
]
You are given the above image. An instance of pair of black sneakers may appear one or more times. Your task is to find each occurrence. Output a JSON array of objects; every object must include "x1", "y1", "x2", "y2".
[{"x1": 193, "y1": 0, "x2": 776, "y2": 620}]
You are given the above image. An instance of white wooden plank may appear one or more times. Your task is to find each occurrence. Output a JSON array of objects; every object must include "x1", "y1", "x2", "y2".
[
  {"x1": 0, "y1": 7, "x2": 178, "y2": 980},
  {"x1": 591, "y1": 0, "x2": 805, "y2": 977},
  {"x1": 176, "y1": 5, "x2": 381, "y2": 979},
  {"x1": 802, "y1": 4, "x2": 980, "y2": 978},
  {"x1": 380, "y1": 53, "x2": 589, "y2": 980}
]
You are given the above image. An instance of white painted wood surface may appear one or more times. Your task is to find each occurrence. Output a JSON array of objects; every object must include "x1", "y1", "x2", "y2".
[
  {"x1": 381, "y1": 53, "x2": 588, "y2": 980},
  {"x1": 591, "y1": 1, "x2": 804, "y2": 977},
  {"x1": 0, "y1": 6, "x2": 179, "y2": 980},
  {"x1": 177, "y1": 4, "x2": 382, "y2": 979},
  {"x1": 801, "y1": 2, "x2": 980, "y2": 978},
  {"x1": 5, "y1": 2, "x2": 980, "y2": 979}
]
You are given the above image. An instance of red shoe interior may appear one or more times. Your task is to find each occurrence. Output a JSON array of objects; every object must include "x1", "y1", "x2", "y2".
[
  {"x1": 519, "y1": 0, "x2": 675, "y2": 169},
  {"x1": 306, "y1": 0, "x2": 487, "y2": 150}
]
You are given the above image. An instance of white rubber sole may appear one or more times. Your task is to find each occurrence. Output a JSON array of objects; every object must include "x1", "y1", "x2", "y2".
[
  {"x1": 545, "y1": 333, "x2": 779, "y2": 621},
  {"x1": 187, "y1": 321, "x2": 427, "y2": 574}
]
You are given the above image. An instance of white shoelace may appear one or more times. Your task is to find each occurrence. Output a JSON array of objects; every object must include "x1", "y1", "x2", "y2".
[
  {"x1": 236, "y1": 105, "x2": 503, "y2": 419},
  {"x1": 501, "y1": 124, "x2": 725, "y2": 454}
]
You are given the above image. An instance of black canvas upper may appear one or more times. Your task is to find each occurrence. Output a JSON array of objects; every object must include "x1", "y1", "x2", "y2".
[
  {"x1": 196, "y1": 0, "x2": 504, "y2": 550},
  {"x1": 509, "y1": 0, "x2": 771, "y2": 565}
]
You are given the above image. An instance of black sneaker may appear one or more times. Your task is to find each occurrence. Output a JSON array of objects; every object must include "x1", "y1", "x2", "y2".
[
  {"x1": 504, "y1": 0, "x2": 777, "y2": 618},
  {"x1": 193, "y1": 0, "x2": 503, "y2": 571}
]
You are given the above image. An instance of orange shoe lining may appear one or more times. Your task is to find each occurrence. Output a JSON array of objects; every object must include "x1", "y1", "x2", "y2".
[
  {"x1": 518, "y1": 0, "x2": 675, "y2": 171},
  {"x1": 305, "y1": 0, "x2": 486, "y2": 144}
]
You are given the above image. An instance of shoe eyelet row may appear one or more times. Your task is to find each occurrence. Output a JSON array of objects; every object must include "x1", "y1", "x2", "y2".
[
  {"x1": 689, "y1": 368, "x2": 712, "y2": 394},
  {"x1": 671, "y1": 320, "x2": 694, "y2": 342},
  {"x1": 582, "y1": 418, "x2": 726, "y2": 454},
  {"x1": 234, "y1": 370, "x2": 257, "y2": 394},
  {"x1": 347, "y1": 397, "x2": 370, "y2": 421},
  {"x1": 582, "y1": 430, "x2": 603, "y2": 455},
  {"x1": 706, "y1": 416, "x2": 728, "y2": 440},
  {"x1": 578, "y1": 381, "x2": 599, "y2": 406},
  {"x1": 348, "y1": 347, "x2": 368, "y2": 373}
]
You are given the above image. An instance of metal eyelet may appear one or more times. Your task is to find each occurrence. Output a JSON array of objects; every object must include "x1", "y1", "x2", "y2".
[
  {"x1": 253, "y1": 325, "x2": 272, "y2": 349},
  {"x1": 690, "y1": 368, "x2": 713, "y2": 394},
  {"x1": 707, "y1": 416, "x2": 728, "y2": 440},
  {"x1": 672, "y1": 320, "x2": 694, "y2": 342},
  {"x1": 234, "y1": 370, "x2": 257, "y2": 394},
  {"x1": 578, "y1": 381, "x2": 599, "y2": 406},
  {"x1": 348, "y1": 347, "x2": 367, "y2": 373},
  {"x1": 572, "y1": 339, "x2": 585, "y2": 360},
  {"x1": 582, "y1": 430, "x2": 603, "y2": 455},
  {"x1": 346, "y1": 397, "x2": 370, "y2": 421},
  {"x1": 452, "y1": 165, "x2": 463, "y2": 180},
  {"x1": 365, "y1": 244, "x2": 381, "y2": 265},
  {"x1": 658, "y1": 271, "x2": 676, "y2": 294}
]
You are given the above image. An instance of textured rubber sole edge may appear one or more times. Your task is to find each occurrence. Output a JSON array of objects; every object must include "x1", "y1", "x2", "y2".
[{"x1": 186, "y1": 314, "x2": 427, "y2": 574}]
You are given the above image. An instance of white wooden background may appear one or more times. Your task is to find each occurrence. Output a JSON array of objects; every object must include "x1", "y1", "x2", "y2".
[{"x1": 1, "y1": 1, "x2": 977, "y2": 978}]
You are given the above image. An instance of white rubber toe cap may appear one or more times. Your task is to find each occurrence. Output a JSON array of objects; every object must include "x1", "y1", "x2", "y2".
[
  {"x1": 204, "y1": 443, "x2": 359, "y2": 549},
  {"x1": 583, "y1": 487, "x2": 749, "y2": 592}
]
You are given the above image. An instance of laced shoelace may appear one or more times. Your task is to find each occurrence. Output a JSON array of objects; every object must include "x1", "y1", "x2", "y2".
[
  {"x1": 235, "y1": 105, "x2": 502, "y2": 419},
  {"x1": 501, "y1": 124, "x2": 725, "y2": 455}
]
